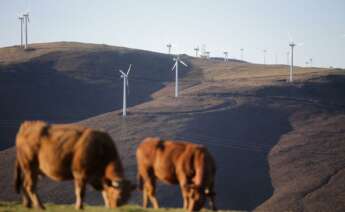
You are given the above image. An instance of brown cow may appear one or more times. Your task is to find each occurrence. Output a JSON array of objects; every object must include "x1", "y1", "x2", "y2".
[
  {"x1": 14, "y1": 121, "x2": 135, "y2": 210},
  {"x1": 136, "y1": 137, "x2": 217, "y2": 212}
]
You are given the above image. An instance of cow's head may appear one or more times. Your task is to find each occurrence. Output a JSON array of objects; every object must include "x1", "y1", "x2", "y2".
[
  {"x1": 102, "y1": 179, "x2": 136, "y2": 208},
  {"x1": 187, "y1": 185, "x2": 206, "y2": 211}
]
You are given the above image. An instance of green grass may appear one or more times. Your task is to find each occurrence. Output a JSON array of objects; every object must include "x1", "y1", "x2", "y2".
[{"x1": 0, "y1": 202, "x2": 243, "y2": 212}]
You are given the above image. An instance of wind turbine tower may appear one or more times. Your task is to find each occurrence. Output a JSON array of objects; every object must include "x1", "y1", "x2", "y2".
[
  {"x1": 263, "y1": 49, "x2": 267, "y2": 65},
  {"x1": 224, "y1": 51, "x2": 228, "y2": 62},
  {"x1": 205, "y1": 51, "x2": 210, "y2": 59},
  {"x1": 119, "y1": 64, "x2": 132, "y2": 117},
  {"x1": 194, "y1": 47, "x2": 199, "y2": 57},
  {"x1": 288, "y1": 34, "x2": 304, "y2": 82},
  {"x1": 171, "y1": 56, "x2": 188, "y2": 97},
  {"x1": 240, "y1": 48, "x2": 244, "y2": 60},
  {"x1": 18, "y1": 15, "x2": 24, "y2": 48},
  {"x1": 167, "y1": 44, "x2": 172, "y2": 54},
  {"x1": 289, "y1": 42, "x2": 296, "y2": 82},
  {"x1": 309, "y1": 58, "x2": 313, "y2": 67},
  {"x1": 23, "y1": 12, "x2": 30, "y2": 49}
]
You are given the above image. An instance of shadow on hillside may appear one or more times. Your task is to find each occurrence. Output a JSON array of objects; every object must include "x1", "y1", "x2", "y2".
[
  {"x1": 256, "y1": 75, "x2": 345, "y2": 111},
  {"x1": 183, "y1": 105, "x2": 291, "y2": 210}
]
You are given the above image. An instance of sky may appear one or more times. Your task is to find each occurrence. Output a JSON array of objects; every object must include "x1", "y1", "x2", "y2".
[{"x1": 1, "y1": 0, "x2": 345, "y2": 68}]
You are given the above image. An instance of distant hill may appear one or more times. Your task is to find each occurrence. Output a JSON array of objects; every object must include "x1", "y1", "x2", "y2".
[{"x1": 0, "y1": 42, "x2": 344, "y2": 211}]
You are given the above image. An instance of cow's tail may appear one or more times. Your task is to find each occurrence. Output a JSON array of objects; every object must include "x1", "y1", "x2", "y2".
[
  {"x1": 193, "y1": 147, "x2": 205, "y2": 187},
  {"x1": 14, "y1": 158, "x2": 22, "y2": 194}
]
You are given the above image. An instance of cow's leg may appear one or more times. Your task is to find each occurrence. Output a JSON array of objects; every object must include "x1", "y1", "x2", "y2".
[
  {"x1": 178, "y1": 174, "x2": 190, "y2": 209},
  {"x1": 142, "y1": 173, "x2": 159, "y2": 209},
  {"x1": 188, "y1": 199, "x2": 196, "y2": 212},
  {"x1": 23, "y1": 170, "x2": 44, "y2": 209},
  {"x1": 102, "y1": 191, "x2": 110, "y2": 208},
  {"x1": 22, "y1": 189, "x2": 32, "y2": 208},
  {"x1": 207, "y1": 194, "x2": 217, "y2": 211},
  {"x1": 145, "y1": 180, "x2": 159, "y2": 209},
  {"x1": 74, "y1": 178, "x2": 86, "y2": 210},
  {"x1": 205, "y1": 182, "x2": 217, "y2": 211},
  {"x1": 139, "y1": 169, "x2": 159, "y2": 209},
  {"x1": 181, "y1": 186, "x2": 190, "y2": 209},
  {"x1": 142, "y1": 186, "x2": 148, "y2": 208}
]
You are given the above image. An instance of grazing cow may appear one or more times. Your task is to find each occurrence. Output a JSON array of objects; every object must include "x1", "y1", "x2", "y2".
[
  {"x1": 136, "y1": 137, "x2": 217, "y2": 212},
  {"x1": 14, "y1": 121, "x2": 135, "y2": 210}
]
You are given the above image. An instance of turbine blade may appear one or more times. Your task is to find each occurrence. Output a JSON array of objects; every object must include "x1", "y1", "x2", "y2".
[
  {"x1": 127, "y1": 64, "x2": 132, "y2": 75},
  {"x1": 119, "y1": 70, "x2": 126, "y2": 76},
  {"x1": 297, "y1": 42, "x2": 304, "y2": 46},
  {"x1": 179, "y1": 60, "x2": 188, "y2": 67},
  {"x1": 172, "y1": 61, "x2": 177, "y2": 71},
  {"x1": 288, "y1": 32, "x2": 293, "y2": 43}
]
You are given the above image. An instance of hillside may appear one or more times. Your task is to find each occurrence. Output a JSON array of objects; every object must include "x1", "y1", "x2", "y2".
[{"x1": 0, "y1": 42, "x2": 345, "y2": 211}]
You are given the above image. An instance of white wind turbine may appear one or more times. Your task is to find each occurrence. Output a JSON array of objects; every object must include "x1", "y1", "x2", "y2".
[
  {"x1": 171, "y1": 56, "x2": 188, "y2": 97},
  {"x1": 263, "y1": 49, "x2": 267, "y2": 65},
  {"x1": 240, "y1": 48, "x2": 244, "y2": 60},
  {"x1": 194, "y1": 47, "x2": 199, "y2": 57},
  {"x1": 205, "y1": 51, "x2": 210, "y2": 59},
  {"x1": 18, "y1": 15, "x2": 24, "y2": 48},
  {"x1": 167, "y1": 43, "x2": 172, "y2": 54},
  {"x1": 23, "y1": 12, "x2": 30, "y2": 49},
  {"x1": 224, "y1": 51, "x2": 229, "y2": 62},
  {"x1": 288, "y1": 33, "x2": 304, "y2": 82},
  {"x1": 119, "y1": 64, "x2": 132, "y2": 117}
]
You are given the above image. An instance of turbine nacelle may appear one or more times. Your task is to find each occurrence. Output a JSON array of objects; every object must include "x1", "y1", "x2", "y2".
[
  {"x1": 170, "y1": 56, "x2": 188, "y2": 97},
  {"x1": 23, "y1": 12, "x2": 30, "y2": 22},
  {"x1": 172, "y1": 56, "x2": 188, "y2": 71},
  {"x1": 119, "y1": 64, "x2": 132, "y2": 95},
  {"x1": 119, "y1": 64, "x2": 132, "y2": 77}
]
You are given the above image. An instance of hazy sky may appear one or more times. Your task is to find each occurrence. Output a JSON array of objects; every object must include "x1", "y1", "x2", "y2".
[{"x1": 1, "y1": 0, "x2": 345, "y2": 68}]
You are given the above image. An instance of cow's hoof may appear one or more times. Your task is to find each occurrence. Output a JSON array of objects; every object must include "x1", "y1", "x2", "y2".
[
  {"x1": 75, "y1": 205, "x2": 84, "y2": 210},
  {"x1": 35, "y1": 205, "x2": 45, "y2": 210},
  {"x1": 23, "y1": 201, "x2": 32, "y2": 208}
]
